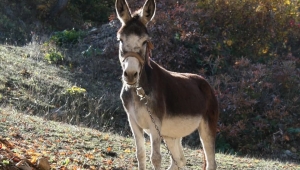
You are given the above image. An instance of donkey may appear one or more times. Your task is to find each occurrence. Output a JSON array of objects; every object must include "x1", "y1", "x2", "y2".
[{"x1": 115, "y1": 0, "x2": 219, "y2": 169}]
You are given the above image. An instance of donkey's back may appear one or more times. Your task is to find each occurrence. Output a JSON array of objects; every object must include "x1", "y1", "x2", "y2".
[{"x1": 160, "y1": 67, "x2": 217, "y2": 116}]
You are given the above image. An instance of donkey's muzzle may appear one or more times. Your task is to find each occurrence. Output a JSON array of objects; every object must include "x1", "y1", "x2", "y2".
[
  {"x1": 123, "y1": 70, "x2": 138, "y2": 85},
  {"x1": 121, "y1": 52, "x2": 144, "y2": 86}
]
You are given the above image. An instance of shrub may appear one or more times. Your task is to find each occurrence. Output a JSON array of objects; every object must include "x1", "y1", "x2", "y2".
[
  {"x1": 148, "y1": 0, "x2": 300, "y2": 73},
  {"x1": 211, "y1": 56, "x2": 300, "y2": 155},
  {"x1": 196, "y1": 0, "x2": 300, "y2": 63},
  {"x1": 138, "y1": 0, "x2": 300, "y2": 157},
  {"x1": 50, "y1": 29, "x2": 86, "y2": 46},
  {"x1": 44, "y1": 51, "x2": 64, "y2": 64},
  {"x1": 68, "y1": 0, "x2": 114, "y2": 23}
]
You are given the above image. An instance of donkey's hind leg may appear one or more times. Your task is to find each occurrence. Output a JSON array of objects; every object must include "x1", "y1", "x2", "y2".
[
  {"x1": 198, "y1": 119, "x2": 217, "y2": 170},
  {"x1": 164, "y1": 137, "x2": 186, "y2": 170}
]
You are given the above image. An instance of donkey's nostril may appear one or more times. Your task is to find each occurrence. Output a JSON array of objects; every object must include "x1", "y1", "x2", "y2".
[
  {"x1": 124, "y1": 71, "x2": 128, "y2": 77},
  {"x1": 134, "y1": 72, "x2": 138, "y2": 77}
]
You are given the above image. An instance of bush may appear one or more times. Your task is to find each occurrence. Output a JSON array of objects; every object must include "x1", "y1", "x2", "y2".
[
  {"x1": 212, "y1": 56, "x2": 300, "y2": 155},
  {"x1": 68, "y1": 0, "x2": 114, "y2": 23},
  {"x1": 50, "y1": 29, "x2": 86, "y2": 46},
  {"x1": 197, "y1": 0, "x2": 300, "y2": 62},
  {"x1": 142, "y1": 0, "x2": 300, "y2": 157},
  {"x1": 149, "y1": 0, "x2": 300, "y2": 72},
  {"x1": 44, "y1": 51, "x2": 64, "y2": 64}
]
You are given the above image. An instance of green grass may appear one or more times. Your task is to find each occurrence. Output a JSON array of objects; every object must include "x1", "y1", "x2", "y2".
[
  {"x1": 0, "y1": 108, "x2": 299, "y2": 169},
  {"x1": 50, "y1": 29, "x2": 86, "y2": 46},
  {"x1": 44, "y1": 51, "x2": 64, "y2": 64}
]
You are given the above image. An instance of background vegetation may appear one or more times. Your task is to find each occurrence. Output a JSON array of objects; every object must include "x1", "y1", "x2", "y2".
[{"x1": 0, "y1": 0, "x2": 299, "y2": 165}]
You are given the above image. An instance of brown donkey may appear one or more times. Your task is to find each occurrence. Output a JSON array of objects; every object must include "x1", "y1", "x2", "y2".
[{"x1": 115, "y1": 0, "x2": 219, "y2": 169}]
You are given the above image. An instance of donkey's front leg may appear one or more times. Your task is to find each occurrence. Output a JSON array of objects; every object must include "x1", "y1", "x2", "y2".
[
  {"x1": 149, "y1": 123, "x2": 162, "y2": 169},
  {"x1": 129, "y1": 117, "x2": 146, "y2": 170}
]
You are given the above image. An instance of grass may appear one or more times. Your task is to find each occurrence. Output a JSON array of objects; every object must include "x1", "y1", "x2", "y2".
[
  {"x1": 0, "y1": 42, "x2": 124, "y2": 131},
  {"x1": 1, "y1": 107, "x2": 299, "y2": 170}
]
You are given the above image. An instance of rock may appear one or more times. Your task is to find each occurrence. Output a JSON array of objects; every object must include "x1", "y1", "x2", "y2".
[
  {"x1": 37, "y1": 157, "x2": 51, "y2": 170},
  {"x1": 284, "y1": 150, "x2": 292, "y2": 156}
]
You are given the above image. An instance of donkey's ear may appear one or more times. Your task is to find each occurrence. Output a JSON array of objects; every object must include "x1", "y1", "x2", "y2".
[
  {"x1": 141, "y1": 0, "x2": 156, "y2": 25},
  {"x1": 115, "y1": 0, "x2": 132, "y2": 25}
]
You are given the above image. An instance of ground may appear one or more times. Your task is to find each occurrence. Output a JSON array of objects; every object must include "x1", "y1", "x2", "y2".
[{"x1": 1, "y1": 108, "x2": 299, "y2": 169}]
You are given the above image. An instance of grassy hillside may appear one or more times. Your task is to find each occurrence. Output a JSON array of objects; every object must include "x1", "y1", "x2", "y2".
[
  {"x1": 0, "y1": 0, "x2": 300, "y2": 168},
  {"x1": 1, "y1": 108, "x2": 299, "y2": 169}
]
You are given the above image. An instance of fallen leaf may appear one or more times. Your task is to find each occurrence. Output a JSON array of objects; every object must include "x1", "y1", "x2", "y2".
[
  {"x1": 103, "y1": 159, "x2": 113, "y2": 165},
  {"x1": 12, "y1": 157, "x2": 21, "y2": 163},
  {"x1": 72, "y1": 166, "x2": 79, "y2": 170},
  {"x1": 107, "y1": 159, "x2": 113, "y2": 164},
  {"x1": 284, "y1": 135, "x2": 290, "y2": 141},
  {"x1": 59, "y1": 166, "x2": 68, "y2": 170},
  {"x1": 85, "y1": 154, "x2": 94, "y2": 160},
  {"x1": 0, "y1": 137, "x2": 14, "y2": 149},
  {"x1": 124, "y1": 148, "x2": 131, "y2": 153},
  {"x1": 59, "y1": 152, "x2": 66, "y2": 156},
  {"x1": 104, "y1": 134, "x2": 109, "y2": 140},
  {"x1": 30, "y1": 156, "x2": 38, "y2": 164}
]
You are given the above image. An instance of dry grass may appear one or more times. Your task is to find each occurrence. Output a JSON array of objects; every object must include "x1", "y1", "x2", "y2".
[
  {"x1": 1, "y1": 107, "x2": 299, "y2": 169},
  {"x1": 0, "y1": 42, "x2": 125, "y2": 132}
]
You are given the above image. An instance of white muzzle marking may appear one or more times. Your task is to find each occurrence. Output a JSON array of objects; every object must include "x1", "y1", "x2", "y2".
[{"x1": 123, "y1": 57, "x2": 141, "y2": 85}]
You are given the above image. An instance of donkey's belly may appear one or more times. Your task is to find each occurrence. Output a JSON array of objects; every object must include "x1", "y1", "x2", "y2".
[
  {"x1": 127, "y1": 103, "x2": 201, "y2": 138},
  {"x1": 161, "y1": 115, "x2": 201, "y2": 138}
]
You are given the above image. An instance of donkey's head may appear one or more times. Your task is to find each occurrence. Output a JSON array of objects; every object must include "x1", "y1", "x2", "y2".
[{"x1": 116, "y1": 0, "x2": 156, "y2": 86}]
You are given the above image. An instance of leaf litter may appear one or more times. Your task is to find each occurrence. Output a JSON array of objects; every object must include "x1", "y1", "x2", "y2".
[{"x1": 0, "y1": 109, "x2": 137, "y2": 169}]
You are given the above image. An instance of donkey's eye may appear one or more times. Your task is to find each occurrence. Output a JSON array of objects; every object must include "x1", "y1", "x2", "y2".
[{"x1": 142, "y1": 41, "x2": 148, "y2": 46}]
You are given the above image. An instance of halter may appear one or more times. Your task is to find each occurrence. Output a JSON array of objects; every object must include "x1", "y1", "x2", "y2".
[
  {"x1": 121, "y1": 41, "x2": 154, "y2": 68},
  {"x1": 122, "y1": 52, "x2": 145, "y2": 65}
]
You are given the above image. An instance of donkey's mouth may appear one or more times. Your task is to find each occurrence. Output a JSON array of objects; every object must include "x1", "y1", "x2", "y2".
[
  {"x1": 126, "y1": 82, "x2": 137, "y2": 86},
  {"x1": 123, "y1": 79, "x2": 137, "y2": 86},
  {"x1": 123, "y1": 77, "x2": 138, "y2": 86}
]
